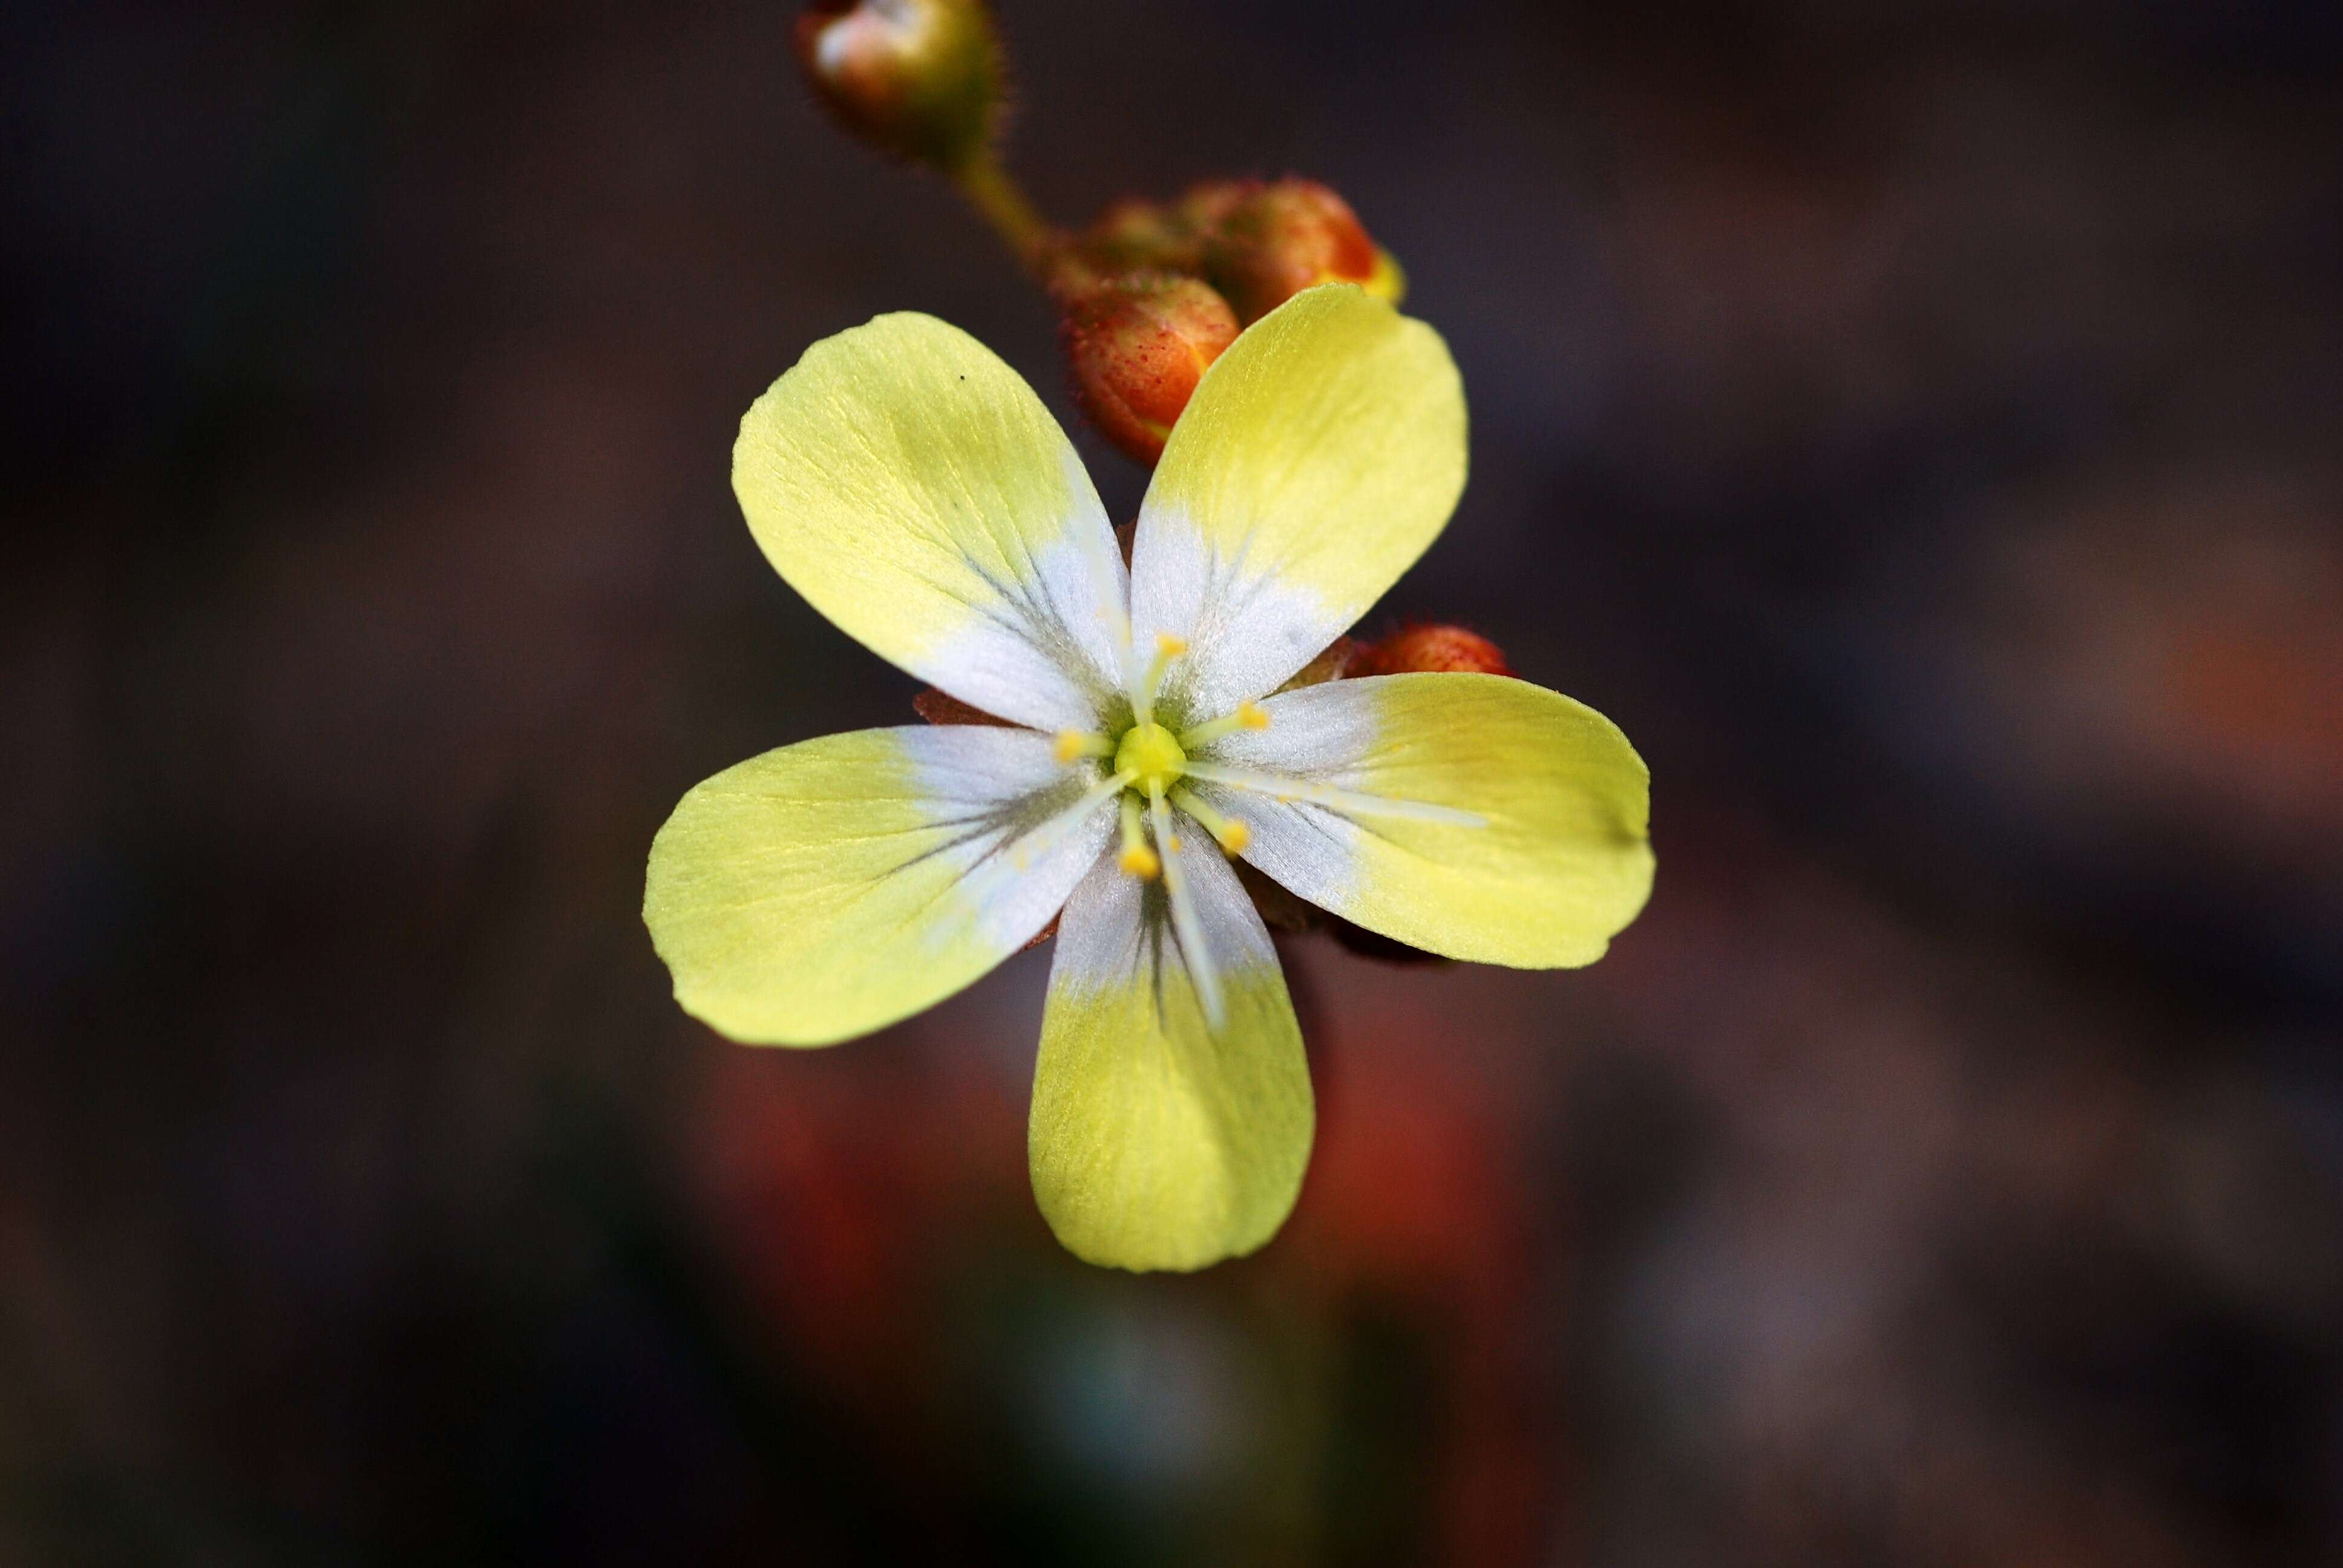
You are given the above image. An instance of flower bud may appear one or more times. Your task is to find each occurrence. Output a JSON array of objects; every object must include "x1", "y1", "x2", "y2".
[
  {"x1": 1280, "y1": 635, "x2": 1360, "y2": 689},
  {"x1": 1173, "y1": 180, "x2": 1254, "y2": 235},
  {"x1": 1067, "y1": 197, "x2": 1207, "y2": 280},
  {"x1": 912, "y1": 687, "x2": 1015, "y2": 726},
  {"x1": 1202, "y1": 178, "x2": 1405, "y2": 322},
  {"x1": 1354, "y1": 624, "x2": 1513, "y2": 678},
  {"x1": 1059, "y1": 273, "x2": 1240, "y2": 465},
  {"x1": 795, "y1": 0, "x2": 1004, "y2": 172}
]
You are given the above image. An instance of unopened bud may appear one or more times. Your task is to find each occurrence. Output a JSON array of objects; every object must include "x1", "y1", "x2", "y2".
[
  {"x1": 1202, "y1": 178, "x2": 1405, "y2": 323},
  {"x1": 1059, "y1": 273, "x2": 1240, "y2": 465},
  {"x1": 1067, "y1": 197, "x2": 1207, "y2": 280},
  {"x1": 913, "y1": 687, "x2": 1017, "y2": 726},
  {"x1": 795, "y1": 0, "x2": 1003, "y2": 172},
  {"x1": 1279, "y1": 635, "x2": 1360, "y2": 690},
  {"x1": 1355, "y1": 624, "x2": 1513, "y2": 678}
]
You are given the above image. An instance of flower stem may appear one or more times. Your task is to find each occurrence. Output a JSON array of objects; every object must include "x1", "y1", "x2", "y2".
[{"x1": 953, "y1": 154, "x2": 1058, "y2": 279}]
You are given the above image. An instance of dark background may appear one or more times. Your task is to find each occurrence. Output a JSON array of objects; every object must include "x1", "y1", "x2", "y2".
[{"x1": 6, "y1": 1, "x2": 2342, "y2": 1563}]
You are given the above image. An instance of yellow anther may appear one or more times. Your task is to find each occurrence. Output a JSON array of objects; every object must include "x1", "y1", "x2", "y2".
[
  {"x1": 1178, "y1": 701, "x2": 1273, "y2": 751},
  {"x1": 1131, "y1": 630, "x2": 1190, "y2": 724},
  {"x1": 1055, "y1": 729, "x2": 1113, "y2": 763},
  {"x1": 1170, "y1": 785, "x2": 1249, "y2": 856},
  {"x1": 1116, "y1": 793, "x2": 1158, "y2": 879}
]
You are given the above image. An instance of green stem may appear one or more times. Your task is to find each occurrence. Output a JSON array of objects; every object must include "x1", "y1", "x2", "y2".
[{"x1": 953, "y1": 154, "x2": 1060, "y2": 281}]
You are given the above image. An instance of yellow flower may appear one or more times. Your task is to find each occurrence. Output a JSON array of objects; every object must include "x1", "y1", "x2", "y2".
[{"x1": 644, "y1": 284, "x2": 1653, "y2": 1272}]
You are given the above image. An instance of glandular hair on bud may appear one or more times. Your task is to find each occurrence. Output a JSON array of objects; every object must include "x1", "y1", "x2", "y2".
[
  {"x1": 1355, "y1": 624, "x2": 1513, "y2": 678},
  {"x1": 795, "y1": 0, "x2": 1004, "y2": 172},
  {"x1": 1059, "y1": 273, "x2": 1240, "y2": 465}
]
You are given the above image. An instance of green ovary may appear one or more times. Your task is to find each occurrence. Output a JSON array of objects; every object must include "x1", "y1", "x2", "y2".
[{"x1": 1113, "y1": 722, "x2": 1187, "y2": 795}]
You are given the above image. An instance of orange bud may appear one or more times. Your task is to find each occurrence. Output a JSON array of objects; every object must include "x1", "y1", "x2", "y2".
[
  {"x1": 1059, "y1": 273, "x2": 1239, "y2": 465},
  {"x1": 1054, "y1": 182, "x2": 1247, "y2": 286},
  {"x1": 1354, "y1": 624, "x2": 1513, "y2": 678},
  {"x1": 795, "y1": 0, "x2": 1003, "y2": 172},
  {"x1": 1175, "y1": 180, "x2": 1253, "y2": 233},
  {"x1": 1067, "y1": 197, "x2": 1207, "y2": 279},
  {"x1": 911, "y1": 687, "x2": 1017, "y2": 727},
  {"x1": 1201, "y1": 178, "x2": 1405, "y2": 322},
  {"x1": 1280, "y1": 635, "x2": 1362, "y2": 689}
]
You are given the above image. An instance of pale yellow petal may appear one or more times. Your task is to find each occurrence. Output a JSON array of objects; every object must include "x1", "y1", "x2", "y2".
[
  {"x1": 1029, "y1": 847, "x2": 1312, "y2": 1271},
  {"x1": 1128, "y1": 285, "x2": 1467, "y2": 724},
  {"x1": 735, "y1": 313, "x2": 1129, "y2": 732},
  {"x1": 1188, "y1": 672, "x2": 1653, "y2": 967},
  {"x1": 646, "y1": 726, "x2": 1115, "y2": 1046}
]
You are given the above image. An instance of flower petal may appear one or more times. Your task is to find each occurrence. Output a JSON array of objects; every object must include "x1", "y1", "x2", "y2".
[
  {"x1": 646, "y1": 726, "x2": 1116, "y2": 1046},
  {"x1": 1029, "y1": 843, "x2": 1313, "y2": 1272},
  {"x1": 735, "y1": 313, "x2": 1129, "y2": 732},
  {"x1": 1189, "y1": 673, "x2": 1653, "y2": 967},
  {"x1": 1128, "y1": 284, "x2": 1467, "y2": 724}
]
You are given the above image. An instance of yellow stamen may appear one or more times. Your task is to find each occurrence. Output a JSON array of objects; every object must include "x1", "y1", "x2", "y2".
[
  {"x1": 1170, "y1": 786, "x2": 1250, "y2": 855},
  {"x1": 1176, "y1": 701, "x2": 1270, "y2": 751},
  {"x1": 1054, "y1": 729, "x2": 1114, "y2": 763},
  {"x1": 1130, "y1": 630, "x2": 1188, "y2": 725},
  {"x1": 1117, "y1": 794, "x2": 1158, "y2": 879}
]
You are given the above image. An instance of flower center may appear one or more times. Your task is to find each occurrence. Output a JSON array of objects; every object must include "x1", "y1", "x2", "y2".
[
  {"x1": 1112, "y1": 721, "x2": 1186, "y2": 795},
  {"x1": 1047, "y1": 630, "x2": 1265, "y2": 904}
]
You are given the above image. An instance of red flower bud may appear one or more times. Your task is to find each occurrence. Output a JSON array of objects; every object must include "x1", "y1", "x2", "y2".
[
  {"x1": 1059, "y1": 273, "x2": 1240, "y2": 465},
  {"x1": 795, "y1": 0, "x2": 1003, "y2": 172},
  {"x1": 1354, "y1": 624, "x2": 1513, "y2": 678},
  {"x1": 1174, "y1": 180, "x2": 1254, "y2": 234},
  {"x1": 911, "y1": 687, "x2": 1017, "y2": 727},
  {"x1": 1280, "y1": 635, "x2": 1362, "y2": 689},
  {"x1": 1201, "y1": 178, "x2": 1406, "y2": 323},
  {"x1": 1067, "y1": 197, "x2": 1208, "y2": 280}
]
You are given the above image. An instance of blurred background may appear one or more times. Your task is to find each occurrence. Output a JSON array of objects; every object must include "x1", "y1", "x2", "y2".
[{"x1": 6, "y1": 0, "x2": 2342, "y2": 1562}]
